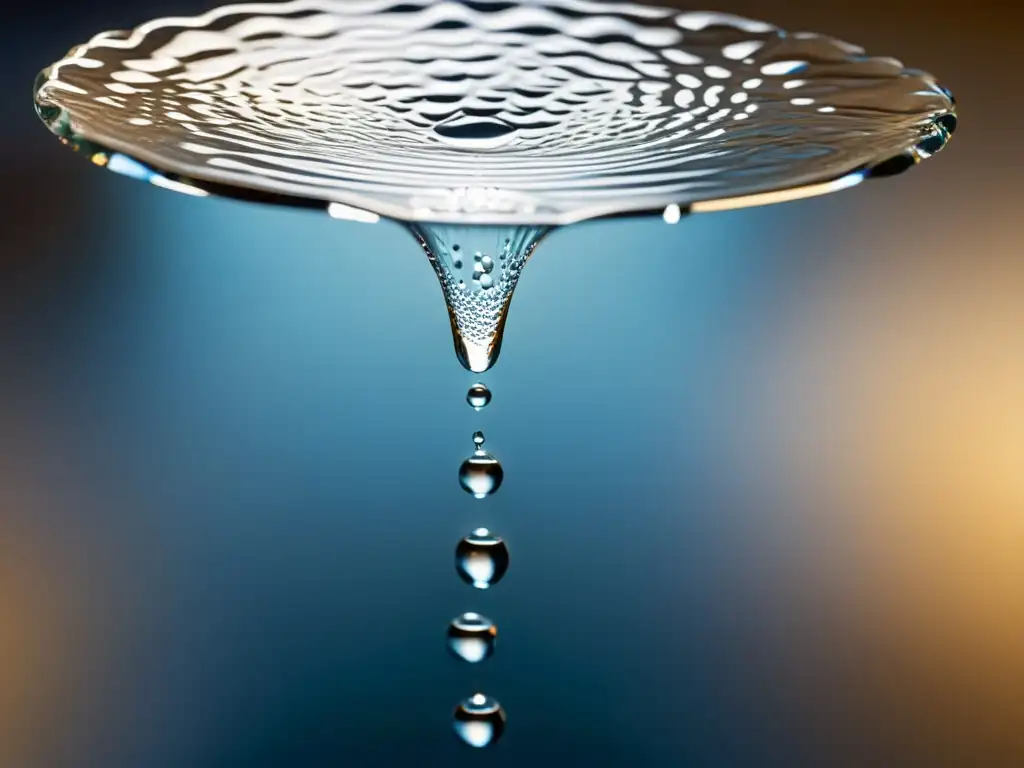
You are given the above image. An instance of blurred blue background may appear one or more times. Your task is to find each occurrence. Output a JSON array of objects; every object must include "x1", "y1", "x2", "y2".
[{"x1": 2, "y1": 1, "x2": 1022, "y2": 766}]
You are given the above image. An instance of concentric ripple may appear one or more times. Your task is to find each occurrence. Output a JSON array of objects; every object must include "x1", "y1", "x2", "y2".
[{"x1": 34, "y1": 0, "x2": 955, "y2": 225}]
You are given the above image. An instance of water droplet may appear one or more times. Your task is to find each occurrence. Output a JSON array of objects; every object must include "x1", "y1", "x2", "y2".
[
  {"x1": 467, "y1": 382, "x2": 492, "y2": 410},
  {"x1": 459, "y1": 440, "x2": 503, "y2": 498},
  {"x1": 453, "y1": 693, "x2": 506, "y2": 748},
  {"x1": 447, "y1": 612, "x2": 497, "y2": 663},
  {"x1": 480, "y1": 255, "x2": 494, "y2": 272},
  {"x1": 411, "y1": 221, "x2": 552, "y2": 374},
  {"x1": 452, "y1": 258, "x2": 462, "y2": 269},
  {"x1": 456, "y1": 528, "x2": 509, "y2": 588}
]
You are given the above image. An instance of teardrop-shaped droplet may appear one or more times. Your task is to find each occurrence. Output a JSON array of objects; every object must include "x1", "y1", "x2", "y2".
[
  {"x1": 447, "y1": 612, "x2": 497, "y2": 663},
  {"x1": 453, "y1": 693, "x2": 506, "y2": 748},
  {"x1": 456, "y1": 528, "x2": 509, "y2": 589},
  {"x1": 409, "y1": 224, "x2": 550, "y2": 373},
  {"x1": 467, "y1": 382, "x2": 491, "y2": 409}
]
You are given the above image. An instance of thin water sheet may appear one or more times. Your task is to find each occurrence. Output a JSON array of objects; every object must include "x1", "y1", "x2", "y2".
[{"x1": 35, "y1": 0, "x2": 955, "y2": 225}]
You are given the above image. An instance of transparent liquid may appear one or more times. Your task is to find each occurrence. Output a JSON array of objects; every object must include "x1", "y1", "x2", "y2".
[
  {"x1": 447, "y1": 612, "x2": 498, "y2": 663},
  {"x1": 459, "y1": 430, "x2": 504, "y2": 497},
  {"x1": 453, "y1": 693, "x2": 506, "y2": 748},
  {"x1": 34, "y1": 0, "x2": 955, "y2": 372},
  {"x1": 456, "y1": 528, "x2": 510, "y2": 589},
  {"x1": 34, "y1": 2, "x2": 954, "y2": 224},
  {"x1": 32, "y1": 2, "x2": 956, "y2": 751},
  {"x1": 467, "y1": 383, "x2": 491, "y2": 410}
]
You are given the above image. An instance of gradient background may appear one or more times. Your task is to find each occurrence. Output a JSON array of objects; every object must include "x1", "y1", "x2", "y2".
[{"x1": 2, "y1": 1, "x2": 1022, "y2": 766}]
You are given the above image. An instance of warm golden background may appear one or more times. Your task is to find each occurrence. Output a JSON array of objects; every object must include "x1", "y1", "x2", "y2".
[{"x1": 1, "y1": 1, "x2": 1021, "y2": 766}]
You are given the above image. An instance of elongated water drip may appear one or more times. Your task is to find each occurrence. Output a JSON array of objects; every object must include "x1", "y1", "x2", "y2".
[{"x1": 408, "y1": 224, "x2": 550, "y2": 373}]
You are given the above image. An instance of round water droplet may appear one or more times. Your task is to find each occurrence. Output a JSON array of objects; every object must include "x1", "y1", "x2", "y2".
[
  {"x1": 447, "y1": 612, "x2": 497, "y2": 663},
  {"x1": 456, "y1": 528, "x2": 509, "y2": 588},
  {"x1": 453, "y1": 694, "x2": 506, "y2": 748},
  {"x1": 479, "y1": 273, "x2": 494, "y2": 290},
  {"x1": 467, "y1": 382, "x2": 492, "y2": 409},
  {"x1": 459, "y1": 445, "x2": 503, "y2": 498},
  {"x1": 480, "y1": 255, "x2": 494, "y2": 272},
  {"x1": 452, "y1": 258, "x2": 462, "y2": 269},
  {"x1": 472, "y1": 430, "x2": 485, "y2": 447}
]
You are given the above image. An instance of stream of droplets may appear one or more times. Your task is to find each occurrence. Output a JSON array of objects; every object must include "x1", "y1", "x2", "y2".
[
  {"x1": 29, "y1": 0, "x2": 955, "y2": 752},
  {"x1": 451, "y1": 380, "x2": 508, "y2": 748}
]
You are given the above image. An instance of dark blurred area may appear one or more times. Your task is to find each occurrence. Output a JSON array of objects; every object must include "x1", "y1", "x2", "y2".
[{"x1": 2, "y1": 1, "x2": 1022, "y2": 766}]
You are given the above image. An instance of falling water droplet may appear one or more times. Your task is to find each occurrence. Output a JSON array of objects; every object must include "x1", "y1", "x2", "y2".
[
  {"x1": 453, "y1": 693, "x2": 506, "y2": 748},
  {"x1": 447, "y1": 612, "x2": 497, "y2": 663},
  {"x1": 467, "y1": 382, "x2": 491, "y2": 409},
  {"x1": 459, "y1": 436, "x2": 503, "y2": 498},
  {"x1": 456, "y1": 528, "x2": 509, "y2": 588},
  {"x1": 409, "y1": 224, "x2": 550, "y2": 373}
]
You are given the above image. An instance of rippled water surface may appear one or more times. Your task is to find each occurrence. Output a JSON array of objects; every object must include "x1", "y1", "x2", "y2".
[{"x1": 34, "y1": 0, "x2": 955, "y2": 225}]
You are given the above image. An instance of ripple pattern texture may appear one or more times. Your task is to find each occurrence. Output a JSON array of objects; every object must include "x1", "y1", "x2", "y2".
[{"x1": 35, "y1": 0, "x2": 955, "y2": 224}]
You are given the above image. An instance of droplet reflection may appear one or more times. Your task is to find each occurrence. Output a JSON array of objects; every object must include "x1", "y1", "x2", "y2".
[
  {"x1": 456, "y1": 528, "x2": 509, "y2": 589},
  {"x1": 459, "y1": 435, "x2": 503, "y2": 498},
  {"x1": 447, "y1": 612, "x2": 497, "y2": 663},
  {"x1": 453, "y1": 693, "x2": 506, "y2": 748},
  {"x1": 467, "y1": 382, "x2": 492, "y2": 409}
]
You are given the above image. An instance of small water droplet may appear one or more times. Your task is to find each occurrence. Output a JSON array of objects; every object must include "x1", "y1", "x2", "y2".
[
  {"x1": 459, "y1": 440, "x2": 503, "y2": 497},
  {"x1": 479, "y1": 273, "x2": 494, "y2": 290},
  {"x1": 467, "y1": 382, "x2": 492, "y2": 409},
  {"x1": 452, "y1": 257, "x2": 462, "y2": 269},
  {"x1": 453, "y1": 693, "x2": 506, "y2": 748},
  {"x1": 447, "y1": 612, "x2": 497, "y2": 663},
  {"x1": 480, "y1": 255, "x2": 494, "y2": 272},
  {"x1": 456, "y1": 528, "x2": 509, "y2": 588},
  {"x1": 452, "y1": 244, "x2": 461, "y2": 252}
]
